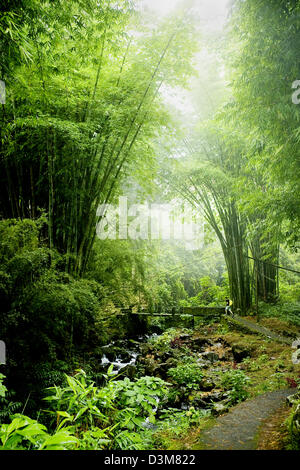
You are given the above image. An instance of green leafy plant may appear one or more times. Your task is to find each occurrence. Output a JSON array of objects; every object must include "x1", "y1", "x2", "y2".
[
  {"x1": 242, "y1": 354, "x2": 269, "y2": 372},
  {"x1": 167, "y1": 363, "x2": 204, "y2": 390},
  {"x1": 111, "y1": 376, "x2": 169, "y2": 429},
  {"x1": 0, "y1": 374, "x2": 7, "y2": 398},
  {"x1": 219, "y1": 369, "x2": 250, "y2": 404},
  {"x1": 43, "y1": 369, "x2": 115, "y2": 429},
  {"x1": 0, "y1": 414, "x2": 79, "y2": 450},
  {"x1": 149, "y1": 329, "x2": 184, "y2": 352},
  {"x1": 78, "y1": 427, "x2": 111, "y2": 450}
]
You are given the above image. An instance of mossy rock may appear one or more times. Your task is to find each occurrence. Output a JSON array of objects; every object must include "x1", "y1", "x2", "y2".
[{"x1": 223, "y1": 315, "x2": 259, "y2": 336}]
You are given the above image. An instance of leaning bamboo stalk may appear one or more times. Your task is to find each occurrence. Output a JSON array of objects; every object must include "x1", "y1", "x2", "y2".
[{"x1": 75, "y1": 32, "x2": 178, "y2": 274}]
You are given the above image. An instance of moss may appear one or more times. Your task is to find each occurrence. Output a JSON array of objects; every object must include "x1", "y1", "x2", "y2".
[
  {"x1": 258, "y1": 317, "x2": 299, "y2": 339},
  {"x1": 255, "y1": 405, "x2": 291, "y2": 450},
  {"x1": 142, "y1": 319, "x2": 300, "y2": 450},
  {"x1": 219, "y1": 332, "x2": 264, "y2": 358},
  {"x1": 153, "y1": 416, "x2": 216, "y2": 451}
]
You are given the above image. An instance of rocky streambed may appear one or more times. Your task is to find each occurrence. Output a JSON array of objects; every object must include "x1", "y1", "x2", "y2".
[{"x1": 96, "y1": 326, "x2": 254, "y2": 415}]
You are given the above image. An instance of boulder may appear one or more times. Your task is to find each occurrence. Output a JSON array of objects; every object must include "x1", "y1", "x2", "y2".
[
  {"x1": 191, "y1": 390, "x2": 229, "y2": 406},
  {"x1": 231, "y1": 345, "x2": 251, "y2": 362},
  {"x1": 199, "y1": 351, "x2": 220, "y2": 363},
  {"x1": 200, "y1": 378, "x2": 215, "y2": 391},
  {"x1": 189, "y1": 337, "x2": 214, "y2": 350},
  {"x1": 187, "y1": 391, "x2": 209, "y2": 408},
  {"x1": 212, "y1": 401, "x2": 229, "y2": 415}
]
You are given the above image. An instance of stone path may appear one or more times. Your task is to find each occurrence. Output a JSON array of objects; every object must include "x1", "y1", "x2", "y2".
[
  {"x1": 199, "y1": 389, "x2": 295, "y2": 450},
  {"x1": 228, "y1": 315, "x2": 293, "y2": 345}
]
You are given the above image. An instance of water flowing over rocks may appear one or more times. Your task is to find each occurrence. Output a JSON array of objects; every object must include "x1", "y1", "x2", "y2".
[{"x1": 98, "y1": 328, "x2": 250, "y2": 415}]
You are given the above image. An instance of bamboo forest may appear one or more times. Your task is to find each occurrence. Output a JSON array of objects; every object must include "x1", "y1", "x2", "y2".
[{"x1": 1, "y1": 0, "x2": 300, "y2": 455}]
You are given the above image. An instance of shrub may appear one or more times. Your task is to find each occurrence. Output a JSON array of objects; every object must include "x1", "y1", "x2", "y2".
[
  {"x1": 0, "y1": 414, "x2": 79, "y2": 450},
  {"x1": 44, "y1": 369, "x2": 169, "y2": 450},
  {"x1": 219, "y1": 369, "x2": 250, "y2": 404},
  {"x1": 167, "y1": 363, "x2": 204, "y2": 390},
  {"x1": 286, "y1": 399, "x2": 300, "y2": 450}
]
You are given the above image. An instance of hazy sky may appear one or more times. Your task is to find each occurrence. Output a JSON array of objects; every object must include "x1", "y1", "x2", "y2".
[
  {"x1": 141, "y1": 0, "x2": 230, "y2": 30},
  {"x1": 139, "y1": 0, "x2": 230, "y2": 118}
]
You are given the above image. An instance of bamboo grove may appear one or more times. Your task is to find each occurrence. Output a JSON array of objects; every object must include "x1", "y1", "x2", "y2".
[
  {"x1": 0, "y1": 0, "x2": 197, "y2": 276},
  {"x1": 1, "y1": 0, "x2": 300, "y2": 312}
]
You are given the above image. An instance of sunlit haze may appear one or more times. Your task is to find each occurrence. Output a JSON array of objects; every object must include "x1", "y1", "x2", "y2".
[
  {"x1": 141, "y1": 0, "x2": 230, "y2": 29},
  {"x1": 139, "y1": 0, "x2": 230, "y2": 118}
]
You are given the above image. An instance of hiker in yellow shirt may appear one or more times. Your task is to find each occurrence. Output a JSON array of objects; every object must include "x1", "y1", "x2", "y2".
[{"x1": 225, "y1": 298, "x2": 233, "y2": 316}]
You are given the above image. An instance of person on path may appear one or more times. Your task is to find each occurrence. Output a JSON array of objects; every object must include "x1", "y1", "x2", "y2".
[{"x1": 225, "y1": 298, "x2": 233, "y2": 316}]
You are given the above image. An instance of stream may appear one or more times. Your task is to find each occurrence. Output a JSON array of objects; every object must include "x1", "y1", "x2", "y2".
[
  {"x1": 97, "y1": 330, "x2": 236, "y2": 416},
  {"x1": 99, "y1": 334, "x2": 158, "y2": 376},
  {"x1": 99, "y1": 334, "x2": 160, "y2": 429}
]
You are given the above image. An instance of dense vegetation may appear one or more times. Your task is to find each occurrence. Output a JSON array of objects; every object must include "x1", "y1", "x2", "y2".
[{"x1": 0, "y1": 0, "x2": 300, "y2": 451}]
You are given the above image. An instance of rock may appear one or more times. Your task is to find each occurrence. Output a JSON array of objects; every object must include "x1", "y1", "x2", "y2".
[
  {"x1": 142, "y1": 356, "x2": 159, "y2": 375},
  {"x1": 208, "y1": 391, "x2": 227, "y2": 402},
  {"x1": 199, "y1": 351, "x2": 220, "y2": 363},
  {"x1": 104, "y1": 346, "x2": 132, "y2": 362},
  {"x1": 210, "y1": 343, "x2": 233, "y2": 361},
  {"x1": 157, "y1": 351, "x2": 173, "y2": 362},
  {"x1": 200, "y1": 378, "x2": 215, "y2": 391},
  {"x1": 220, "y1": 350, "x2": 234, "y2": 361},
  {"x1": 190, "y1": 337, "x2": 214, "y2": 350},
  {"x1": 231, "y1": 345, "x2": 251, "y2": 362},
  {"x1": 192, "y1": 390, "x2": 229, "y2": 406},
  {"x1": 212, "y1": 402, "x2": 229, "y2": 415},
  {"x1": 187, "y1": 391, "x2": 209, "y2": 408},
  {"x1": 214, "y1": 337, "x2": 231, "y2": 347},
  {"x1": 155, "y1": 359, "x2": 177, "y2": 378},
  {"x1": 196, "y1": 359, "x2": 210, "y2": 369}
]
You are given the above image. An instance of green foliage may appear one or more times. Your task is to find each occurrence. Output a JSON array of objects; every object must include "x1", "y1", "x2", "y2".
[
  {"x1": 149, "y1": 328, "x2": 180, "y2": 347},
  {"x1": 225, "y1": 0, "x2": 300, "y2": 247},
  {"x1": 0, "y1": 390, "x2": 22, "y2": 424},
  {"x1": 2, "y1": 0, "x2": 300, "y2": 453},
  {"x1": 111, "y1": 376, "x2": 169, "y2": 431},
  {"x1": 286, "y1": 400, "x2": 300, "y2": 450},
  {"x1": 0, "y1": 413, "x2": 79, "y2": 450},
  {"x1": 44, "y1": 369, "x2": 115, "y2": 429},
  {"x1": 242, "y1": 354, "x2": 269, "y2": 372},
  {"x1": 167, "y1": 363, "x2": 204, "y2": 390},
  {"x1": 78, "y1": 427, "x2": 111, "y2": 451},
  {"x1": 0, "y1": 370, "x2": 170, "y2": 450},
  {"x1": 184, "y1": 276, "x2": 229, "y2": 307},
  {"x1": 0, "y1": 374, "x2": 7, "y2": 398},
  {"x1": 157, "y1": 407, "x2": 211, "y2": 437},
  {"x1": 0, "y1": 218, "x2": 110, "y2": 407},
  {"x1": 43, "y1": 369, "x2": 169, "y2": 450},
  {"x1": 0, "y1": 0, "x2": 199, "y2": 276},
  {"x1": 219, "y1": 369, "x2": 250, "y2": 404},
  {"x1": 259, "y1": 301, "x2": 300, "y2": 327}
]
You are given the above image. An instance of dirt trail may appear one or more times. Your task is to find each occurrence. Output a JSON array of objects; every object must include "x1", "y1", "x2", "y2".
[
  {"x1": 229, "y1": 315, "x2": 293, "y2": 345},
  {"x1": 199, "y1": 389, "x2": 295, "y2": 450}
]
